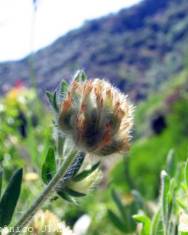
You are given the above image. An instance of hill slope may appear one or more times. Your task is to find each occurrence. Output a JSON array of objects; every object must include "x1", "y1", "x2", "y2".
[{"x1": 0, "y1": 0, "x2": 188, "y2": 100}]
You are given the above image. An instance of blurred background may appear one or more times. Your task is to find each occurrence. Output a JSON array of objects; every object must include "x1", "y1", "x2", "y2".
[{"x1": 1, "y1": 0, "x2": 188, "y2": 234}]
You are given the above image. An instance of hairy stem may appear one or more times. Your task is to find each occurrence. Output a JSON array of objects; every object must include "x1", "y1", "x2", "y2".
[{"x1": 9, "y1": 151, "x2": 77, "y2": 235}]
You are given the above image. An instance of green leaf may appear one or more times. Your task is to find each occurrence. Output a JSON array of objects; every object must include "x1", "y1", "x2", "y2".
[
  {"x1": 150, "y1": 209, "x2": 163, "y2": 235},
  {"x1": 180, "y1": 232, "x2": 188, "y2": 235},
  {"x1": 73, "y1": 70, "x2": 87, "y2": 82},
  {"x1": 0, "y1": 169, "x2": 23, "y2": 227},
  {"x1": 65, "y1": 188, "x2": 86, "y2": 197},
  {"x1": 46, "y1": 91, "x2": 59, "y2": 112},
  {"x1": 0, "y1": 170, "x2": 3, "y2": 197},
  {"x1": 107, "y1": 209, "x2": 126, "y2": 232},
  {"x1": 111, "y1": 189, "x2": 126, "y2": 220},
  {"x1": 60, "y1": 80, "x2": 69, "y2": 95},
  {"x1": 53, "y1": 91, "x2": 59, "y2": 112},
  {"x1": 185, "y1": 158, "x2": 188, "y2": 187},
  {"x1": 133, "y1": 214, "x2": 151, "y2": 235},
  {"x1": 160, "y1": 170, "x2": 170, "y2": 228},
  {"x1": 166, "y1": 149, "x2": 176, "y2": 177},
  {"x1": 46, "y1": 91, "x2": 54, "y2": 105},
  {"x1": 57, "y1": 190, "x2": 76, "y2": 204},
  {"x1": 73, "y1": 161, "x2": 100, "y2": 182},
  {"x1": 42, "y1": 147, "x2": 56, "y2": 184}
]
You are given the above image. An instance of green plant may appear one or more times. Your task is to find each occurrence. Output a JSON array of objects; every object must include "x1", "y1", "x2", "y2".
[
  {"x1": 133, "y1": 150, "x2": 188, "y2": 235},
  {"x1": 0, "y1": 169, "x2": 22, "y2": 228},
  {"x1": 108, "y1": 189, "x2": 143, "y2": 234},
  {"x1": 0, "y1": 71, "x2": 134, "y2": 235}
]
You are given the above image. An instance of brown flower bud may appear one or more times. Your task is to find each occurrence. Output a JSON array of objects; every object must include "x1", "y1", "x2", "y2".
[{"x1": 58, "y1": 78, "x2": 134, "y2": 156}]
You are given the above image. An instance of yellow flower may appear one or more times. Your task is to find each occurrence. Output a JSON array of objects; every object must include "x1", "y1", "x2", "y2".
[{"x1": 59, "y1": 79, "x2": 134, "y2": 156}]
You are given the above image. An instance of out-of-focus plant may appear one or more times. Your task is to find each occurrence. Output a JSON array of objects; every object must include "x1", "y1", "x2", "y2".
[
  {"x1": 107, "y1": 189, "x2": 144, "y2": 234},
  {"x1": 2, "y1": 209, "x2": 74, "y2": 235},
  {"x1": 133, "y1": 150, "x2": 188, "y2": 235},
  {"x1": 0, "y1": 169, "x2": 22, "y2": 229},
  {"x1": 27, "y1": 209, "x2": 74, "y2": 235},
  {"x1": 111, "y1": 73, "x2": 188, "y2": 200},
  {"x1": 0, "y1": 82, "x2": 52, "y2": 171},
  {"x1": 0, "y1": 71, "x2": 134, "y2": 235}
]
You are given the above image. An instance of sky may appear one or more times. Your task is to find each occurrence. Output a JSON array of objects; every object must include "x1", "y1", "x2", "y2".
[{"x1": 0, "y1": 0, "x2": 141, "y2": 62}]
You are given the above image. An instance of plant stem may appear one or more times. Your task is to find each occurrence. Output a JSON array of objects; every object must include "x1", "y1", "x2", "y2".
[{"x1": 9, "y1": 151, "x2": 77, "y2": 235}]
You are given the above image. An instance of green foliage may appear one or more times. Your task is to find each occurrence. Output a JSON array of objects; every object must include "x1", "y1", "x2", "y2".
[
  {"x1": 41, "y1": 147, "x2": 56, "y2": 184},
  {"x1": 107, "y1": 189, "x2": 141, "y2": 233},
  {"x1": 65, "y1": 188, "x2": 86, "y2": 197},
  {"x1": 46, "y1": 91, "x2": 59, "y2": 113},
  {"x1": 0, "y1": 169, "x2": 23, "y2": 227},
  {"x1": 112, "y1": 72, "x2": 188, "y2": 199},
  {"x1": 1, "y1": 67, "x2": 188, "y2": 235},
  {"x1": 73, "y1": 70, "x2": 87, "y2": 82},
  {"x1": 0, "y1": 170, "x2": 3, "y2": 197},
  {"x1": 57, "y1": 159, "x2": 101, "y2": 203},
  {"x1": 133, "y1": 151, "x2": 188, "y2": 235},
  {"x1": 133, "y1": 214, "x2": 151, "y2": 235},
  {"x1": 185, "y1": 159, "x2": 188, "y2": 187},
  {"x1": 108, "y1": 209, "x2": 126, "y2": 233},
  {"x1": 73, "y1": 161, "x2": 100, "y2": 182},
  {"x1": 166, "y1": 149, "x2": 176, "y2": 177}
]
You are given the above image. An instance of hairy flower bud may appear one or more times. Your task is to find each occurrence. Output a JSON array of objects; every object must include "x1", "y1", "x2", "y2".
[{"x1": 58, "y1": 78, "x2": 134, "y2": 156}]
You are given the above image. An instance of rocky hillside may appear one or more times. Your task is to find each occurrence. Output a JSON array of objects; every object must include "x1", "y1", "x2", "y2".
[{"x1": 1, "y1": 0, "x2": 188, "y2": 101}]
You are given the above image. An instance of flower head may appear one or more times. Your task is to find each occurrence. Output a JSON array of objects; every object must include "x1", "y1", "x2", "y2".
[{"x1": 58, "y1": 74, "x2": 134, "y2": 156}]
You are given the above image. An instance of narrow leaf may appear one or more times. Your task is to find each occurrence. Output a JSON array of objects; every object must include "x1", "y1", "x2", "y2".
[
  {"x1": 42, "y1": 147, "x2": 56, "y2": 184},
  {"x1": 60, "y1": 80, "x2": 69, "y2": 95},
  {"x1": 133, "y1": 214, "x2": 151, "y2": 235},
  {"x1": 57, "y1": 190, "x2": 76, "y2": 204},
  {"x1": 0, "y1": 170, "x2": 3, "y2": 197},
  {"x1": 53, "y1": 91, "x2": 59, "y2": 112},
  {"x1": 185, "y1": 158, "x2": 188, "y2": 187},
  {"x1": 108, "y1": 209, "x2": 126, "y2": 232},
  {"x1": 111, "y1": 189, "x2": 126, "y2": 220},
  {"x1": 150, "y1": 209, "x2": 163, "y2": 235},
  {"x1": 65, "y1": 188, "x2": 86, "y2": 197},
  {"x1": 73, "y1": 162, "x2": 100, "y2": 182},
  {"x1": 0, "y1": 169, "x2": 23, "y2": 227},
  {"x1": 46, "y1": 91, "x2": 59, "y2": 112},
  {"x1": 73, "y1": 70, "x2": 87, "y2": 82},
  {"x1": 166, "y1": 149, "x2": 176, "y2": 177},
  {"x1": 160, "y1": 170, "x2": 170, "y2": 232},
  {"x1": 46, "y1": 91, "x2": 54, "y2": 106}
]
